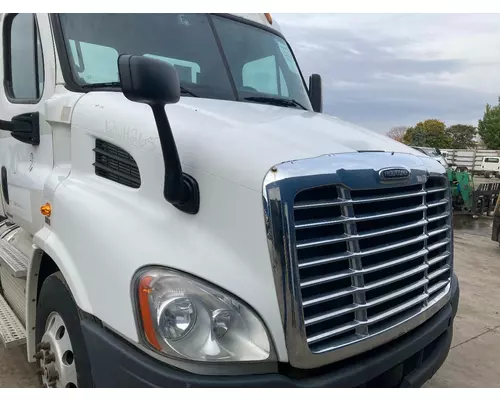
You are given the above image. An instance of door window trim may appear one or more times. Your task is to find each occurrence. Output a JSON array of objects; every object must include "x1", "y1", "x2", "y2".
[{"x1": 2, "y1": 13, "x2": 45, "y2": 104}]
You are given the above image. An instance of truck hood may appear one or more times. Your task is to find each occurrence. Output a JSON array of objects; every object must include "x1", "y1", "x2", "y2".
[{"x1": 72, "y1": 93, "x2": 424, "y2": 192}]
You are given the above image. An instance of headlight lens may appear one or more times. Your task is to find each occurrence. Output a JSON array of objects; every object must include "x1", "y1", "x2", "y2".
[
  {"x1": 135, "y1": 268, "x2": 272, "y2": 362},
  {"x1": 158, "y1": 297, "x2": 197, "y2": 340}
]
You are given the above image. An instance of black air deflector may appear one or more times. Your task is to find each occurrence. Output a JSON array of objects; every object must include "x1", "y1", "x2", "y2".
[{"x1": 93, "y1": 139, "x2": 141, "y2": 188}]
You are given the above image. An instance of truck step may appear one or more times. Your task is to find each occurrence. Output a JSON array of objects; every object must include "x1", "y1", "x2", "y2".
[
  {"x1": 0, "y1": 239, "x2": 28, "y2": 278},
  {"x1": 0, "y1": 291, "x2": 26, "y2": 348}
]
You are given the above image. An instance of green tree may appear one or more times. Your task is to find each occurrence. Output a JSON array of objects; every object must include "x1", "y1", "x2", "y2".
[
  {"x1": 446, "y1": 124, "x2": 476, "y2": 149},
  {"x1": 403, "y1": 119, "x2": 453, "y2": 148},
  {"x1": 478, "y1": 97, "x2": 500, "y2": 149}
]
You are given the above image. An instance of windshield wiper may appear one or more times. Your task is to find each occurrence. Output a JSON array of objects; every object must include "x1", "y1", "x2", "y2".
[
  {"x1": 80, "y1": 82, "x2": 121, "y2": 89},
  {"x1": 180, "y1": 86, "x2": 198, "y2": 97},
  {"x1": 244, "y1": 96, "x2": 307, "y2": 110},
  {"x1": 80, "y1": 82, "x2": 198, "y2": 99}
]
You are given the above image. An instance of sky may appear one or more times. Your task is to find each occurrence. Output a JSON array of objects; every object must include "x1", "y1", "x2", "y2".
[{"x1": 275, "y1": 13, "x2": 500, "y2": 134}]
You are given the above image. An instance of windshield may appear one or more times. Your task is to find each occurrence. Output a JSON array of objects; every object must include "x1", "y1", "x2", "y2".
[{"x1": 57, "y1": 13, "x2": 312, "y2": 111}]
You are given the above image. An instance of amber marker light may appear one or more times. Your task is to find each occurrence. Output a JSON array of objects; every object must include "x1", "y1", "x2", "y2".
[
  {"x1": 138, "y1": 275, "x2": 162, "y2": 350},
  {"x1": 40, "y1": 203, "x2": 52, "y2": 217},
  {"x1": 265, "y1": 13, "x2": 272, "y2": 24}
]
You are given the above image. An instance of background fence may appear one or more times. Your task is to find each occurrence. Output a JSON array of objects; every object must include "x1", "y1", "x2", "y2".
[{"x1": 440, "y1": 148, "x2": 500, "y2": 172}]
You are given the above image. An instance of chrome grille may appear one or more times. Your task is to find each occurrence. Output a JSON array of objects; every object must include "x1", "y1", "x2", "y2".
[{"x1": 293, "y1": 175, "x2": 451, "y2": 353}]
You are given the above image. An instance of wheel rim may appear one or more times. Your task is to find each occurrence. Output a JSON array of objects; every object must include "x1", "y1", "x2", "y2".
[{"x1": 37, "y1": 312, "x2": 78, "y2": 388}]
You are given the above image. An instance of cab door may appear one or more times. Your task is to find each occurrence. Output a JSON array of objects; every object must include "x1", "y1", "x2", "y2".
[{"x1": 0, "y1": 13, "x2": 55, "y2": 234}]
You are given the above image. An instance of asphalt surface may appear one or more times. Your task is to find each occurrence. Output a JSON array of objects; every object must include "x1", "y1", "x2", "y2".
[
  {"x1": 1, "y1": 215, "x2": 499, "y2": 387},
  {"x1": 425, "y1": 215, "x2": 500, "y2": 387}
]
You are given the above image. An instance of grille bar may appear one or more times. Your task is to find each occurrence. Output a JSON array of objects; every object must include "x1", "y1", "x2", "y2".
[
  {"x1": 302, "y1": 287, "x2": 357, "y2": 306},
  {"x1": 365, "y1": 278, "x2": 428, "y2": 308},
  {"x1": 295, "y1": 205, "x2": 427, "y2": 229},
  {"x1": 428, "y1": 239, "x2": 450, "y2": 251},
  {"x1": 306, "y1": 292, "x2": 430, "y2": 345},
  {"x1": 428, "y1": 280, "x2": 449, "y2": 294},
  {"x1": 301, "y1": 270, "x2": 358, "y2": 288},
  {"x1": 305, "y1": 304, "x2": 359, "y2": 325},
  {"x1": 297, "y1": 219, "x2": 427, "y2": 249},
  {"x1": 428, "y1": 226, "x2": 450, "y2": 237},
  {"x1": 307, "y1": 321, "x2": 359, "y2": 344},
  {"x1": 428, "y1": 265, "x2": 450, "y2": 280},
  {"x1": 426, "y1": 187, "x2": 447, "y2": 194},
  {"x1": 358, "y1": 234, "x2": 427, "y2": 256},
  {"x1": 294, "y1": 190, "x2": 426, "y2": 209},
  {"x1": 300, "y1": 247, "x2": 430, "y2": 289},
  {"x1": 428, "y1": 199, "x2": 448, "y2": 208},
  {"x1": 428, "y1": 212, "x2": 449, "y2": 222},
  {"x1": 362, "y1": 248, "x2": 428, "y2": 274},
  {"x1": 298, "y1": 252, "x2": 352, "y2": 268},
  {"x1": 293, "y1": 174, "x2": 452, "y2": 355},
  {"x1": 305, "y1": 278, "x2": 429, "y2": 327},
  {"x1": 298, "y1": 234, "x2": 428, "y2": 269},
  {"x1": 428, "y1": 252, "x2": 450, "y2": 266},
  {"x1": 364, "y1": 263, "x2": 428, "y2": 290},
  {"x1": 367, "y1": 293, "x2": 429, "y2": 324}
]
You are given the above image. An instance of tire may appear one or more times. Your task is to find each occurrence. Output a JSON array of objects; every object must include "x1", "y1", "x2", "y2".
[{"x1": 35, "y1": 272, "x2": 94, "y2": 388}]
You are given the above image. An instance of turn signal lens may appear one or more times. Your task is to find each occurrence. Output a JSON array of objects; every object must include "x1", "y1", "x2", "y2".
[
  {"x1": 40, "y1": 203, "x2": 51, "y2": 217},
  {"x1": 138, "y1": 276, "x2": 161, "y2": 350}
]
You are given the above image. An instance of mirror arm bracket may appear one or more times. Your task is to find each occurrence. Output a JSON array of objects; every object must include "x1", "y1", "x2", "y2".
[
  {"x1": 151, "y1": 105, "x2": 200, "y2": 215},
  {"x1": 118, "y1": 54, "x2": 200, "y2": 214}
]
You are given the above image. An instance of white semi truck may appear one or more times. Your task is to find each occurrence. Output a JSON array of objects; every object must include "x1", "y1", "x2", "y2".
[{"x1": 0, "y1": 13, "x2": 459, "y2": 388}]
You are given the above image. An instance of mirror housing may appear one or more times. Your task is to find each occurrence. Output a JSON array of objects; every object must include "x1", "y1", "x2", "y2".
[
  {"x1": 309, "y1": 74, "x2": 323, "y2": 113},
  {"x1": 117, "y1": 54, "x2": 199, "y2": 214},
  {"x1": 118, "y1": 55, "x2": 180, "y2": 106},
  {"x1": 0, "y1": 112, "x2": 40, "y2": 146}
]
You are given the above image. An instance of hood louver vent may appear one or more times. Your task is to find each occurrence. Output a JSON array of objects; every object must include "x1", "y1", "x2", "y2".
[{"x1": 93, "y1": 139, "x2": 141, "y2": 188}]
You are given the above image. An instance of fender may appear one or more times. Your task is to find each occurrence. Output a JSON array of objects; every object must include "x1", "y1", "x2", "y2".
[{"x1": 25, "y1": 226, "x2": 92, "y2": 362}]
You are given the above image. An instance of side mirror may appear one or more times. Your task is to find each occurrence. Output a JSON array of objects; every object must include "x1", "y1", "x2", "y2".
[
  {"x1": 118, "y1": 55, "x2": 180, "y2": 106},
  {"x1": 117, "y1": 55, "x2": 199, "y2": 214},
  {"x1": 308, "y1": 74, "x2": 323, "y2": 113},
  {"x1": 0, "y1": 112, "x2": 40, "y2": 146}
]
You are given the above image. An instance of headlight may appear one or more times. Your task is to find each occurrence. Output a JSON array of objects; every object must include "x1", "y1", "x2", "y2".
[{"x1": 134, "y1": 267, "x2": 273, "y2": 362}]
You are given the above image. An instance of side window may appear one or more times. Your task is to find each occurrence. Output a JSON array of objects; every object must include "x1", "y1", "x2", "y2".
[
  {"x1": 5, "y1": 13, "x2": 44, "y2": 101},
  {"x1": 242, "y1": 56, "x2": 278, "y2": 95},
  {"x1": 243, "y1": 56, "x2": 289, "y2": 97},
  {"x1": 68, "y1": 41, "x2": 119, "y2": 84}
]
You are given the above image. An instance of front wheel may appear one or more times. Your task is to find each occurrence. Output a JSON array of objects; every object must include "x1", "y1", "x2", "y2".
[{"x1": 35, "y1": 272, "x2": 94, "y2": 388}]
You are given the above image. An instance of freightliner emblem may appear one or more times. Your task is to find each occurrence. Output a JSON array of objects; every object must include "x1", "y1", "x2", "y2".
[{"x1": 379, "y1": 167, "x2": 411, "y2": 181}]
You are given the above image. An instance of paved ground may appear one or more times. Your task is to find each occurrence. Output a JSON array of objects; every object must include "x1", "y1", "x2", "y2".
[
  {"x1": 0, "y1": 346, "x2": 39, "y2": 387},
  {"x1": 425, "y1": 216, "x2": 500, "y2": 388},
  {"x1": 0, "y1": 215, "x2": 499, "y2": 387}
]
